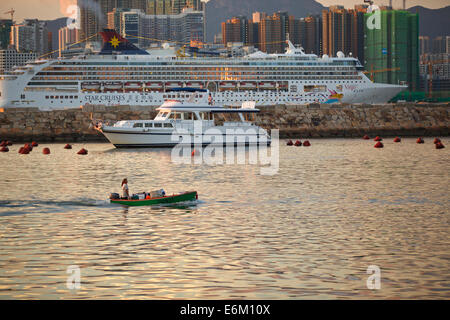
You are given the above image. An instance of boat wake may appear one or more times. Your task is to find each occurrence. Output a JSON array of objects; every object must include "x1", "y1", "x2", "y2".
[{"x1": 0, "y1": 198, "x2": 115, "y2": 216}]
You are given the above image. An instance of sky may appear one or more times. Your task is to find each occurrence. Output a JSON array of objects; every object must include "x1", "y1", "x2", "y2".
[{"x1": 0, "y1": 0, "x2": 448, "y2": 22}]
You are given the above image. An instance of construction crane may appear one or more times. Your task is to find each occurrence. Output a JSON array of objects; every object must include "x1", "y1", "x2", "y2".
[
  {"x1": 4, "y1": 8, "x2": 15, "y2": 22},
  {"x1": 363, "y1": 66, "x2": 401, "y2": 82}
]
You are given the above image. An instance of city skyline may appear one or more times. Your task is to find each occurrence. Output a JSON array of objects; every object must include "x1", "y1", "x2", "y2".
[{"x1": 0, "y1": 0, "x2": 448, "y2": 22}]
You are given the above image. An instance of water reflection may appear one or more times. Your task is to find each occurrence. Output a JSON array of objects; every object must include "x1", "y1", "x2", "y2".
[{"x1": 0, "y1": 139, "x2": 449, "y2": 299}]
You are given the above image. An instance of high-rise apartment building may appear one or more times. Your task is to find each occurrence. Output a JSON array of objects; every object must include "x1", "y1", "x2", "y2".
[
  {"x1": 322, "y1": 5, "x2": 366, "y2": 62},
  {"x1": 10, "y1": 19, "x2": 50, "y2": 56},
  {"x1": 419, "y1": 36, "x2": 430, "y2": 56},
  {"x1": 118, "y1": 8, "x2": 204, "y2": 47},
  {"x1": 58, "y1": 27, "x2": 80, "y2": 57},
  {"x1": 221, "y1": 16, "x2": 248, "y2": 45}
]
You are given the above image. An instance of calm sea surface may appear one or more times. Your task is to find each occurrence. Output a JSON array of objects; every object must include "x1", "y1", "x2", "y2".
[{"x1": 0, "y1": 138, "x2": 448, "y2": 299}]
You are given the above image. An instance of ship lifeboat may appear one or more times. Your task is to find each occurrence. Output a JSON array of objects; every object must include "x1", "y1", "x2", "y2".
[
  {"x1": 145, "y1": 82, "x2": 164, "y2": 91},
  {"x1": 104, "y1": 82, "x2": 122, "y2": 91},
  {"x1": 82, "y1": 82, "x2": 101, "y2": 91},
  {"x1": 239, "y1": 82, "x2": 257, "y2": 89},
  {"x1": 165, "y1": 82, "x2": 183, "y2": 89},
  {"x1": 186, "y1": 82, "x2": 204, "y2": 88},
  {"x1": 258, "y1": 82, "x2": 277, "y2": 90},
  {"x1": 124, "y1": 82, "x2": 142, "y2": 91}
]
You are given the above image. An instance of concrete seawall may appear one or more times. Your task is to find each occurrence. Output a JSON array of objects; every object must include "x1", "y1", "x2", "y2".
[{"x1": 0, "y1": 103, "x2": 449, "y2": 142}]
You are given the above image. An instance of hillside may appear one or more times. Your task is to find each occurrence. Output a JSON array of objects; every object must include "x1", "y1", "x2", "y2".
[{"x1": 407, "y1": 5, "x2": 450, "y2": 39}]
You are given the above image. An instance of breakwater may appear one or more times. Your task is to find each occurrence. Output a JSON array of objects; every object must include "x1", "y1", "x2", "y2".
[{"x1": 0, "y1": 103, "x2": 449, "y2": 142}]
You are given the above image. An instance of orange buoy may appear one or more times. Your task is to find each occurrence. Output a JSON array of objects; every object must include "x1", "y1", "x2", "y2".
[
  {"x1": 433, "y1": 138, "x2": 441, "y2": 144},
  {"x1": 435, "y1": 142, "x2": 445, "y2": 149},
  {"x1": 363, "y1": 135, "x2": 370, "y2": 140},
  {"x1": 287, "y1": 140, "x2": 293, "y2": 146},
  {"x1": 393, "y1": 137, "x2": 401, "y2": 143},
  {"x1": 31, "y1": 141, "x2": 38, "y2": 147},
  {"x1": 24, "y1": 143, "x2": 33, "y2": 151},
  {"x1": 42, "y1": 147, "x2": 50, "y2": 155},
  {"x1": 64, "y1": 144, "x2": 72, "y2": 149},
  {"x1": 416, "y1": 138, "x2": 424, "y2": 144},
  {"x1": 374, "y1": 141, "x2": 384, "y2": 148},
  {"x1": 374, "y1": 136, "x2": 383, "y2": 141},
  {"x1": 303, "y1": 140, "x2": 311, "y2": 147},
  {"x1": 77, "y1": 148, "x2": 88, "y2": 155},
  {"x1": 191, "y1": 149, "x2": 199, "y2": 156},
  {"x1": 294, "y1": 140, "x2": 302, "y2": 147},
  {"x1": 6, "y1": 141, "x2": 12, "y2": 146},
  {"x1": 0, "y1": 146, "x2": 8, "y2": 152}
]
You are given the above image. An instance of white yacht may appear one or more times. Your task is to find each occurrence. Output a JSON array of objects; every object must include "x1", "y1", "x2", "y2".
[{"x1": 94, "y1": 89, "x2": 271, "y2": 148}]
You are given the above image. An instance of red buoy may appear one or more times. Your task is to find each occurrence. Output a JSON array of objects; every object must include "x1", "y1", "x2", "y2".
[
  {"x1": 294, "y1": 140, "x2": 302, "y2": 147},
  {"x1": 0, "y1": 146, "x2": 8, "y2": 152},
  {"x1": 393, "y1": 137, "x2": 401, "y2": 143},
  {"x1": 20, "y1": 147, "x2": 30, "y2": 154},
  {"x1": 374, "y1": 136, "x2": 383, "y2": 141},
  {"x1": 433, "y1": 138, "x2": 441, "y2": 144},
  {"x1": 64, "y1": 144, "x2": 72, "y2": 149},
  {"x1": 6, "y1": 141, "x2": 12, "y2": 146},
  {"x1": 0, "y1": 141, "x2": 6, "y2": 147},
  {"x1": 303, "y1": 140, "x2": 311, "y2": 147},
  {"x1": 31, "y1": 141, "x2": 39, "y2": 147},
  {"x1": 77, "y1": 148, "x2": 88, "y2": 155},
  {"x1": 287, "y1": 140, "x2": 293, "y2": 146},
  {"x1": 416, "y1": 138, "x2": 424, "y2": 144},
  {"x1": 24, "y1": 143, "x2": 33, "y2": 151},
  {"x1": 42, "y1": 147, "x2": 50, "y2": 155},
  {"x1": 363, "y1": 135, "x2": 370, "y2": 140},
  {"x1": 435, "y1": 142, "x2": 445, "y2": 149},
  {"x1": 374, "y1": 142, "x2": 384, "y2": 148}
]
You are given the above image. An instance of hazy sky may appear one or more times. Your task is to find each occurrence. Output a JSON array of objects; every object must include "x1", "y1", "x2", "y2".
[{"x1": 0, "y1": 0, "x2": 448, "y2": 22}]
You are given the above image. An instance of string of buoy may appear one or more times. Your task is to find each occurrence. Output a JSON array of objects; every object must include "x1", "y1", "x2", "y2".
[
  {"x1": 0, "y1": 140, "x2": 89, "y2": 155},
  {"x1": 286, "y1": 139, "x2": 311, "y2": 147},
  {"x1": 361, "y1": 135, "x2": 445, "y2": 150}
]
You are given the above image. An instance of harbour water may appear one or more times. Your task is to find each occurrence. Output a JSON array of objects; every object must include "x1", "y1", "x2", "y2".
[{"x1": 0, "y1": 138, "x2": 448, "y2": 299}]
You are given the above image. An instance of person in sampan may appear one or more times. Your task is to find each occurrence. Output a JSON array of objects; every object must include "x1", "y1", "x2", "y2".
[{"x1": 122, "y1": 178, "x2": 130, "y2": 199}]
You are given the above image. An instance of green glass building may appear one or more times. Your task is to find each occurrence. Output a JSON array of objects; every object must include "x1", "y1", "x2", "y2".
[{"x1": 364, "y1": 10, "x2": 419, "y2": 91}]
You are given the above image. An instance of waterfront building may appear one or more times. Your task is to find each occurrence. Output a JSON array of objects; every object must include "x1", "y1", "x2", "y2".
[
  {"x1": 364, "y1": 9, "x2": 419, "y2": 91},
  {"x1": 10, "y1": 19, "x2": 50, "y2": 56},
  {"x1": 0, "y1": 20, "x2": 13, "y2": 50},
  {"x1": 0, "y1": 48, "x2": 36, "y2": 73}
]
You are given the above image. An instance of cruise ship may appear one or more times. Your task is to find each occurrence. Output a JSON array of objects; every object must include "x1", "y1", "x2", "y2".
[{"x1": 0, "y1": 29, "x2": 406, "y2": 110}]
